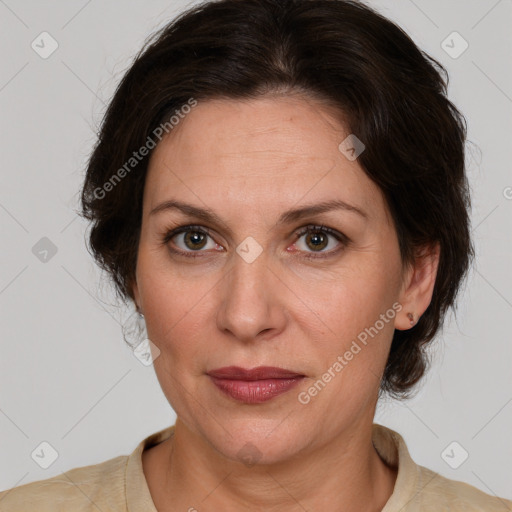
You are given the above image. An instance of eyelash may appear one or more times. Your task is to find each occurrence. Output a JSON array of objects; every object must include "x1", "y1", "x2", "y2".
[{"x1": 160, "y1": 224, "x2": 349, "y2": 260}]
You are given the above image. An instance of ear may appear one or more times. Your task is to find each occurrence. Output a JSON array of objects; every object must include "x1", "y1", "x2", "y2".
[{"x1": 394, "y1": 242, "x2": 440, "y2": 330}]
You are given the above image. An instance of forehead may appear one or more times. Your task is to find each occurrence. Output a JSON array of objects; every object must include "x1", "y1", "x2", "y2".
[{"x1": 144, "y1": 95, "x2": 385, "y2": 222}]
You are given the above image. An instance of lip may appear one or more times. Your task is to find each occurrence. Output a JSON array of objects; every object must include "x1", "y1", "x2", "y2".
[
  {"x1": 208, "y1": 366, "x2": 305, "y2": 404},
  {"x1": 208, "y1": 366, "x2": 304, "y2": 380}
]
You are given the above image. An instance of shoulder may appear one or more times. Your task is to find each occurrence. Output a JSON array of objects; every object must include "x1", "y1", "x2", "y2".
[
  {"x1": 372, "y1": 424, "x2": 512, "y2": 512},
  {"x1": 412, "y1": 464, "x2": 512, "y2": 511},
  {"x1": 0, "y1": 454, "x2": 129, "y2": 512}
]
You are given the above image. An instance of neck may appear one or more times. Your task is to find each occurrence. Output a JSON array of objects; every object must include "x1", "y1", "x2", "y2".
[{"x1": 145, "y1": 415, "x2": 397, "y2": 512}]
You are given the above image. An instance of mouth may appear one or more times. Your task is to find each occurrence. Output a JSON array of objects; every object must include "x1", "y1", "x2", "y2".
[{"x1": 207, "y1": 366, "x2": 305, "y2": 404}]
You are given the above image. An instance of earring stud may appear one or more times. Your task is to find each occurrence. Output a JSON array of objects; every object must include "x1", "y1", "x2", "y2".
[{"x1": 407, "y1": 312, "x2": 415, "y2": 325}]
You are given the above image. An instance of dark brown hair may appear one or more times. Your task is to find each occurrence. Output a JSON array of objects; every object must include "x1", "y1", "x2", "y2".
[{"x1": 80, "y1": 0, "x2": 473, "y2": 397}]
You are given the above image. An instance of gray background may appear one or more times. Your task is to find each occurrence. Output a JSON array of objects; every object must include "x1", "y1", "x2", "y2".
[{"x1": 1, "y1": 0, "x2": 511, "y2": 501}]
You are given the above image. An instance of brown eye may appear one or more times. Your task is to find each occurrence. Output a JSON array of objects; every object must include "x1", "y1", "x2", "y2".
[
  {"x1": 293, "y1": 225, "x2": 348, "y2": 259},
  {"x1": 183, "y1": 230, "x2": 209, "y2": 250},
  {"x1": 304, "y1": 230, "x2": 329, "y2": 251},
  {"x1": 162, "y1": 225, "x2": 220, "y2": 258}
]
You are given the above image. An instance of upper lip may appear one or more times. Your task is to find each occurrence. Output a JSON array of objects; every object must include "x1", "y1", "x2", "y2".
[{"x1": 208, "y1": 366, "x2": 304, "y2": 380}]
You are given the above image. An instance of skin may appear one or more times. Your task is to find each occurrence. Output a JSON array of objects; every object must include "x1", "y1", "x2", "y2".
[{"x1": 133, "y1": 94, "x2": 440, "y2": 511}]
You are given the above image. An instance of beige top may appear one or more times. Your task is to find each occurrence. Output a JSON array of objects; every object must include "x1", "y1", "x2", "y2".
[{"x1": 0, "y1": 423, "x2": 510, "y2": 511}]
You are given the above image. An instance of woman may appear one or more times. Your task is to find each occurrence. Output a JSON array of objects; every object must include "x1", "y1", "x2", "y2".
[{"x1": 1, "y1": 0, "x2": 510, "y2": 510}]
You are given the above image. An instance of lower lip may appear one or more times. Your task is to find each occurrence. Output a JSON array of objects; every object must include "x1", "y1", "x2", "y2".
[{"x1": 210, "y1": 376, "x2": 304, "y2": 403}]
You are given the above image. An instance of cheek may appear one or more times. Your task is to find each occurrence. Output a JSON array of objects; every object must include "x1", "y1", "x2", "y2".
[
  {"x1": 291, "y1": 250, "x2": 400, "y2": 338},
  {"x1": 294, "y1": 252, "x2": 401, "y2": 394},
  {"x1": 297, "y1": 281, "x2": 398, "y2": 423},
  {"x1": 135, "y1": 245, "x2": 230, "y2": 381},
  {"x1": 307, "y1": 283, "x2": 396, "y2": 382},
  {"x1": 135, "y1": 247, "x2": 192, "y2": 350}
]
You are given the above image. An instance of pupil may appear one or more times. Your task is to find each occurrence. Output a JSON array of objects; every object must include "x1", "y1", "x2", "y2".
[
  {"x1": 308, "y1": 232, "x2": 327, "y2": 250},
  {"x1": 185, "y1": 231, "x2": 207, "y2": 250}
]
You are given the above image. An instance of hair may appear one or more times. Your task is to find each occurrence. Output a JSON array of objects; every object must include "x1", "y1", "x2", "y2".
[{"x1": 80, "y1": 0, "x2": 474, "y2": 398}]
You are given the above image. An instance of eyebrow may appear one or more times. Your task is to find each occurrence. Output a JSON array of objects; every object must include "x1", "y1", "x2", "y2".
[{"x1": 150, "y1": 198, "x2": 368, "y2": 234}]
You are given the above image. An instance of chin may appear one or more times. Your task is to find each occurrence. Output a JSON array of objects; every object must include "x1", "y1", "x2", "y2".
[{"x1": 203, "y1": 418, "x2": 308, "y2": 467}]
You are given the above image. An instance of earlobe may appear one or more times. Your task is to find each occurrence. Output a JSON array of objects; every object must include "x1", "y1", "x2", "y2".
[
  {"x1": 394, "y1": 310, "x2": 418, "y2": 331},
  {"x1": 394, "y1": 243, "x2": 440, "y2": 331}
]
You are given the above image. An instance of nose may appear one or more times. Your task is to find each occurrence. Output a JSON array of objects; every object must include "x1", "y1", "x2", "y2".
[{"x1": 216, "y1": 249, "x2": 287, "y2": 343}]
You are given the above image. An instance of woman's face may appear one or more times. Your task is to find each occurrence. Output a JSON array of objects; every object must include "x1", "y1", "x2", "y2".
[{"x1": 133, "y1": 95, "x2": 416, "y2": 464}]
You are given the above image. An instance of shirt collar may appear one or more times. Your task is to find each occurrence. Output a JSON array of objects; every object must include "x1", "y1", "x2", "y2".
[
  {"x1": 125, "y1": 423, "x2": 418, "y2": 511},
  {"x1": 372, "y1": 423, "x2": 421, "y2": 511},
  {"x1": 126, "y1": 425, "x2": 175, "y2": 512}
]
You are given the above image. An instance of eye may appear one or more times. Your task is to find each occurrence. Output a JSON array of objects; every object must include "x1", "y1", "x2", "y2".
[
  {"x1": 162, "y1": 225, "x2": 222, "y2": 258},
  {"x1": 291, "y1": 225, "x2": 348, "y2": 259},
  {"x1": 161, "y1": 223, "x2": 348, "y2": 260}
]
